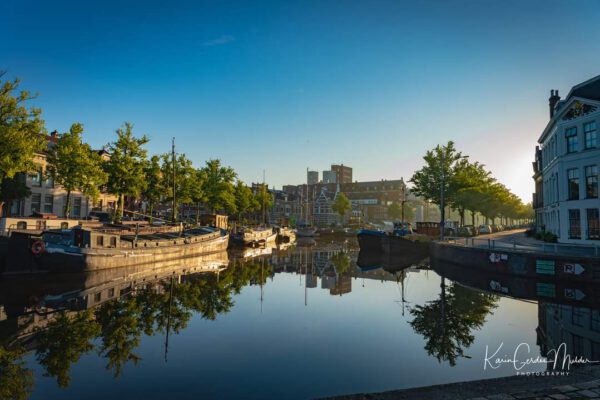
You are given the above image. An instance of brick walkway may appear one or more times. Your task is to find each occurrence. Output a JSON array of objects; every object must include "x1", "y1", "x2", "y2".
[{"x1": 325, "y1": 366, "x2": 600, "y2": 400}]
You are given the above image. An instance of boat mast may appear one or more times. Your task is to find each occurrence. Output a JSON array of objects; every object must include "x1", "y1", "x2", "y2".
[{"x1": 172, "y1": 137, "x2": 177, "y2": 223}]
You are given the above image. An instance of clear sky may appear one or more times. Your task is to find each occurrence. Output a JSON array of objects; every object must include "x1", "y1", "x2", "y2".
[{"x1": 2, "y1": 0, "x2": 600, "y2": 201}]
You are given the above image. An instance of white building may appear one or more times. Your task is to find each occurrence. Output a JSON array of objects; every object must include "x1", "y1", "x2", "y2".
[{"x1": 535, "y1": 75, "x2": 600, "y2": 244}]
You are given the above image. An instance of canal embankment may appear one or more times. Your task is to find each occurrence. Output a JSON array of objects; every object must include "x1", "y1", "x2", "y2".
[{"x1": 326, "y1": 364, "x2": 600, "y2": 399}]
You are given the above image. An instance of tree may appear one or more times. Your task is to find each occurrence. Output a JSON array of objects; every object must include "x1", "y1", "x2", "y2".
[
  {"x1": 233, "y1": 180, "x2": 259, "y2": 224},
  {"x1": 410, "y1": 141, "x2": 465, "y2": 209},
  {"x1": 104, "y1": 123, "x2": 148, "y2": 222},
  {"x1": 451, "y1": 159, "x2": 492, "y2": 226},
  {"x1": 0, "y1": 175, "x2": 30, "y2": 217},
  {"x1": 200, "y1": 159, "x2": 236, "y2": 214},
  {"x1": 161, "y1": 153, "x2": 204, "y2": 222},
  {"x1": 141, "y1": 155, "x2": 166, "y2": 223},
  {"x1": 254, "y1": 184, "x2": 273, "y2": 225},
  {"x1": 0, "y1": 73, "x2": 46, "y2": 216},
  {"x1": 331, "y1": 192, "x2": 351, "y2": 223},
  {"x1": 46, "y1": 123, "x2": 108, "y2": 217}
]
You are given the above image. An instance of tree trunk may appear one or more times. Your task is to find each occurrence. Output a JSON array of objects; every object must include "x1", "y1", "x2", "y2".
[
  {"x1": 118, "y1": 193, "x2": 124, "y2": 222},
  {"x1": 471, "y1": 211, "x2": 476, "y2": 226},
  {"x1": 0, "y1": 201, "x2": 4, "y2": 218},
  {"x1": 196, "y1": 202, "x2": 200, "y2": 225},
  {"x1": 64, "y1": 190, "x2": 72, "y2": 218},
  {"x1": 459, "y1": 208, "x2": 465, "y2": 226}
]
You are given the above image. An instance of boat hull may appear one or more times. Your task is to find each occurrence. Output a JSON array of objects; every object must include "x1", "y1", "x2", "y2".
[
  {"x1": 40, "y1": 232, "x2": 229, "y2": 273},
  {"x1": 357, "y1": 230, "x2": 429, "y2": 259}
]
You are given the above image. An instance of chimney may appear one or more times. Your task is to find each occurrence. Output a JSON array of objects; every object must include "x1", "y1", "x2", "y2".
[{"x1": 549, "y1": 89, "x2": 560, "y2": 118}]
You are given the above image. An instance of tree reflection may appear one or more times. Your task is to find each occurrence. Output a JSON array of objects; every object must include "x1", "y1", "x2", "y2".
[
  {"x1": 20, "y1": 264, "x2": 270, "y2": 390},
  {"x1": 330, "y1": 252, "x2": 351, "y2": 275},
  {"x1": 96, "y1": 297, "x2": 143, "y2": 377},
  {"x1": 0, "y1": 345, "x2": 34, "y2": 400},
  {"x1": 409, "y1": 278, "x2": 498, "y2": 366},
  {"x1": 35, "y1": 310, "x2": 100, "y2": 387}
]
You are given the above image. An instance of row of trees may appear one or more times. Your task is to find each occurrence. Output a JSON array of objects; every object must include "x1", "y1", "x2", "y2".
[
  {"x1": 410, "y1": 141, "x2": 534, "y2": 226},
  {"x1": 0, "y1": 74, "x2": 272, "y2": 223}
]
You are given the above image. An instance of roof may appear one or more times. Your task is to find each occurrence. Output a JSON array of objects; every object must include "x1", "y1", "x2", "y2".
[{"x1": 539, "y1": 75, "x2": 600, "y2": 143}]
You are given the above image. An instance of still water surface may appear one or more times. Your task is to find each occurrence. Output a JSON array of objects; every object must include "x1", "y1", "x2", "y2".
[{"x1": 2, "y1": 238, "x2": 596, "y2": 399}]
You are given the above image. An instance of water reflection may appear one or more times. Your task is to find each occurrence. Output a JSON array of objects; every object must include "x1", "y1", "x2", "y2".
[
  {"x1": 0, "y1": 241, "x2": 599, "y2": 399},
  {"x1": 409, "y1": 278, "x2": 498, "y2": 366}
]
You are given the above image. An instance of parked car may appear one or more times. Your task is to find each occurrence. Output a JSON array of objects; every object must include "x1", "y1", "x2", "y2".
[
  {"x1": 478, "y1": 225, "x2": 492, "y2": 234},
  {"x1": 87, "y1": 211, "x2": 111, "y2": 223}
]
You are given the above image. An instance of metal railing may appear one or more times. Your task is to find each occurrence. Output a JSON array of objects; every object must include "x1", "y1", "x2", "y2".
[{"x1": 443, "y1": 236, "x2": 600, "y2": 257}]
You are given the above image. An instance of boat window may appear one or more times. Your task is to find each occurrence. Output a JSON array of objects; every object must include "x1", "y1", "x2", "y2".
[
  {"x1": 60, "y1": 222, "x2": 69, "y2": 229},
  {"x1": 96, "y1": 236, "x2": 104, "y2": 247},
  {"x1": 16, "y1": 221, "x2": 27, "y2": 230},
  {"x1": 43, "y1": 232, "x2": 72, "y2": 245},
  {"x1": 110, "y1": 237, "x2": 117, "y2": 247}
]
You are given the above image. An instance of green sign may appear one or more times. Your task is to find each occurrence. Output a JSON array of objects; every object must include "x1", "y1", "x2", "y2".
[{"x1": 536, "y1": 260, "x2": 555, "y2": 275}]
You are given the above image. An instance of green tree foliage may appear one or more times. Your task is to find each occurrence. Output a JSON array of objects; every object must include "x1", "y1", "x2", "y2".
[
  {"x1": 331, "y1": 192, "x2": 351, "y2": 222},
  {"x1": 46, "y1": 123, "x2": 108, "y2": 217},
  {"x1": 411, "y1": 142, "x2": 534, "y2": 226},
  {"x1": 387, "y1": 201, "x2": 416, "y2": 222},
  {"x1": 141, "y1": 155, "x2": 166, "y2": 222},
  {"x1": 161, "y1": 153, "x2": 205, "y2": 222},
  {"x1": 0, "y1": 175, "x2": 30, "y2": 217},
  {"x1": 330, "y1": 251, "x2": 351, "y2": 275},
  {"x1": 254, "y1": 184, "x2": 273, "y2": 225},
  {"x1": 409, "y1": 280, "x2": 498, "y2": 366},
  {"x1": 35, "y1": 310, "x2": 100, "y2": 388},
  {"x1": 410, "y1": 141, "x2": 465, "y2": 209},
  {"x1": 104, "y1": 122, "x2": 148, "y2": 222},
  {"x1": 200, "y1": 159, "x2": 236, "y2": 214},
  {"x1": 233, "y1": 180, "x2": 259, "y2": 223},
  {"x1": 0, "y1": 74, "x2": 46, "y2": 215},
  {"x1": 0, "y1": 345, "x2": 34, "y2": 400}
]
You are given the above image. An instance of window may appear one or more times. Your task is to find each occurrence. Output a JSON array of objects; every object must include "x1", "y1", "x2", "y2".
[
  {"x1": 29, "y1": 167, "x2": 42, "y2": 187},
  {"x1": 94, "y1": 292, "x2": 102, "y2": 302},
  {"x1": 43, "y1": 195, "x2": 53, "y2": 214},
  {"x1": 108, "y1": 288, "x2": 115, "y2": 298},
  {"x1": 16, "y1": 221, "x2": 27, "y2": 229},
  {"x1": 584, "y1": 121, "x2": 597, "y2": 149},
  {"x1": 569, "y1": 209, "x2": 581, "y2": 239},
  {"x1": 566, "y1": 127, "x2": 578, "y2": 153},
  {"x1": 60, "y1": 222, "x2": 69, "y2": 229},
  {"x1": 72, "y1": 198, "x2": 82, "y2": 218},
  {"x1": 588, "y1": 209, "x2": 600, "y2": 240},
  {"x1": 567, "y1": 168, "x2": 579, "y2": 200},
  {"x1": 30, "y1": 193, "x2": 41, "y2": 213},
  {"x1": 44, "y1": 173, "x2": 54, "y2": 188},
  {"x1": 96, "y1": 235, "x2": 104, "y2": 246},
  {"x1": 110, "y1": 237, "x2": 117, "y2": 247},
  {"x1": 585, "y1": 165, "x2": 598, "y2": 199}
]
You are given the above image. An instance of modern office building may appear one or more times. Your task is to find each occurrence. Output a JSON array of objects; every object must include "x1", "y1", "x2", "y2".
[
  {"x1": 322, "y1": 170, "x2": 337, "y2": 184},
  {"x1": 331, "y1": 164, "x2": 352, "y2": 184},
  {"x1": 533, "y1": 75, "x2": 600, "y2": 244},
  {"x1": 307, "y1": 170, "x2": 319, "y2": 185}
]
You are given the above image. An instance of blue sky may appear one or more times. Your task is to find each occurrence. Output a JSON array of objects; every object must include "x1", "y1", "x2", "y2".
[{"x1": 2, "y1": 0, "x2": 600, "y2": 200}]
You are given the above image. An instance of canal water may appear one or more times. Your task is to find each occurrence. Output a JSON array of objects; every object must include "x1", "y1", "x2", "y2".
[{"x1": 1, "y1": 238, "x2": 597, "y2": 399}]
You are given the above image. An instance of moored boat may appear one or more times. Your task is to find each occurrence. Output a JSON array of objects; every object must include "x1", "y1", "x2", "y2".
[
  {"x1": 36, "y1": 225, "x2": 229, "y2": 272},
  {"x1": 357, "y1": 227, "x2": 430, "y2": 259},
  {"x1": 231, "y1": 227, "x2": 277, "y2": 247}
]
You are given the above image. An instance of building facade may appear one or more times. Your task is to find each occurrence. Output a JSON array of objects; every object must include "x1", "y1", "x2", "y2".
[
  {"x1": 331, "y1": 164, "x2": 352, "y2": 184},
  {"x1": 534, "y1": 76, "x2": 600, "y2": 244},
  {"x1": 2, "y1": 133, "x2": 118, "y2": 219},
  {"x1": 307, "y1": 170, "x2": 319, "y2": 185},
  {"x1": 322, "y1": 170, "x2": 337, "y2": 184}
]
